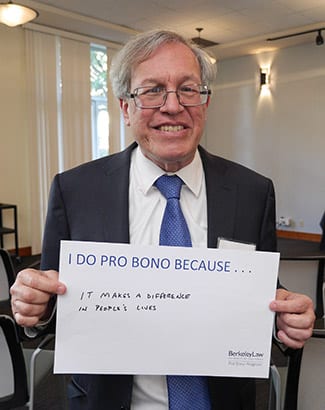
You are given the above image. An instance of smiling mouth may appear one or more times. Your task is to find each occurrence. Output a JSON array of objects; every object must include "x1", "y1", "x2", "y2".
[{"x1": 158, "y1": 125, "x2": 185, "y2": 132}]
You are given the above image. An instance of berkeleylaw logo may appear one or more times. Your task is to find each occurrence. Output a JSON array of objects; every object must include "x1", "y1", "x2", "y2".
[
  {"x1": 227, "y1": 349, "x2": 265, "y2": 368},
  {"x1": 228, "y1": 350, "x2": 264, "y2": 359}
]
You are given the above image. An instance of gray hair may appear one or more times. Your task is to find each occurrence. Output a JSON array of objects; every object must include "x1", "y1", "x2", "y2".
[{"x1": 109, "y1": 29, "x2": 217, "y2": 99}]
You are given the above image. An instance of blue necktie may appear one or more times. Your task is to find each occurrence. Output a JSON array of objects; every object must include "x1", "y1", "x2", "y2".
[{"x1": 155, "y1": 174, "x2": 211, "y2": 410}]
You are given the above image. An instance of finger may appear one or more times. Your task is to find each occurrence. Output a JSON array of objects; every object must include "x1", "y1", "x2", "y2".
[
  {"x1": 276, "y1": 329, "x2": 306, "y2": 349},
  {"x1": 11, "y1": 269, "x2": 66, "y2": 297},
  {"x1": 11, "y1": 283, "x2": 53, "y2": 306},
  {"x1": 277, "y1": 311, "x2": 315, "y2": 330},
  {"x1": 270, "y1": 293, "x2": 313, "y2": 314},
  {"x1": 13, "y1": 311, "x2": 44, "y2": 328},
  {"x1": 276, "y1": 314, "x2": 314, "y2": 349},
  {"x1": 17, "y1": 268, "x2": 63, "y2": 293},
  {"x1": 12, "y1": 298, "x2": 48, "y2": 318},
  {"x1": 11, "y1": 287, "x2": 52, "y2": 327},
  {"x1": 277, "y1": 313, "x2": 314, "y2": 334}
]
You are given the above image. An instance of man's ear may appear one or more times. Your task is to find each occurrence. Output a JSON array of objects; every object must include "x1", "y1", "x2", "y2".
[
  {"x1": 203, "y1": 96, "x2": 211, "y2": 121},
  {"x1": 120, "y1": 99, "x2": 131, "y2": 126}
]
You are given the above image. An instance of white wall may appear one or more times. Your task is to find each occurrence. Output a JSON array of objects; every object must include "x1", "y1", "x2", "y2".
[{"x1": 205, "y1": 42, "x2": 325, "y2": 234}]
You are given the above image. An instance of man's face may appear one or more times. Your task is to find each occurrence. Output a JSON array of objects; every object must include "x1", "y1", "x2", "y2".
[{"x1": 121, "y1": 42, "x2": 209, "y2": 172}]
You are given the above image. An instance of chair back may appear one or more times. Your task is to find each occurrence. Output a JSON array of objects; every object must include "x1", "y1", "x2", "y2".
[
  {"x1": 0, "y1": 249, "x2": 15, "y2": 309},
  {"x1": 0, "y1": 315, "x2": 28, "y2": 409},
  {"x1": 320, "y1": 211, "x2": 325, "y2": 251}
]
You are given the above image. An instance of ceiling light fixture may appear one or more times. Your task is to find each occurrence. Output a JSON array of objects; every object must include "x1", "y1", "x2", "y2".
[
  {"x1": 315, "y1": 30, "x2": 324, "y2": 46},
  {"x1": 191, "y1": 27, "x2": 219, "y2": 48},
  {"x1": 0, "y1": 1, "x2": 38, "y2": 27},
  {"x1": 191, "y1": 28, "x2": 217, "y2": 64},
  {"x1": 267, "y1": 27, "x2": 325, "y2": 46}
]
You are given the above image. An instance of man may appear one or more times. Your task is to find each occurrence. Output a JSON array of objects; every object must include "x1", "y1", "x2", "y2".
[{"x1": 11, "y1": 30, "x2": 315, "y2": 409}]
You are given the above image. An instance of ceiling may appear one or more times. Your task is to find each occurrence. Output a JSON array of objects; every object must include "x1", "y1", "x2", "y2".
[{"x1": 18, "y1": 0, "x2": 325, "y2": 59}]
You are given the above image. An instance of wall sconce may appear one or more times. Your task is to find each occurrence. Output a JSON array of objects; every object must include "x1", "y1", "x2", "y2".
[
  {"x1": 0, "y1": 1, "x2": 38, "y2": 27},
  {"x1": 260, "y1": 67, "x2": 270, "y2": 90}
]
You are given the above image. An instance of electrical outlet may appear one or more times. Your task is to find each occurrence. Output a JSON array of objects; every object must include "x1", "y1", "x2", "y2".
[{"x1": 278, "y1": 216, "x2": 291, "y2": 227}]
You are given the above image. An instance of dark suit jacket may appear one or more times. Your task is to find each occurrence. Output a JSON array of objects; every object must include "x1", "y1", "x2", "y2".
[{"x1": 41, "y1": 142, "x2": 277, "y2": 410}]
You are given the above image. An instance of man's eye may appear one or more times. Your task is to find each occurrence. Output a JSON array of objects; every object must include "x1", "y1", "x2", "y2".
[
  {"x1": 146, "y1": 86, "x2": 165, "y2": 94},
  {"x1": 179, "y1": 85, "x2": 199, "y2": 93}
]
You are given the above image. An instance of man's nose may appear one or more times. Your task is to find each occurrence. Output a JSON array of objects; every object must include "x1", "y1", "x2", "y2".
[{"x1": 160, "y1": 91, "x2": 184, "y2": 113}]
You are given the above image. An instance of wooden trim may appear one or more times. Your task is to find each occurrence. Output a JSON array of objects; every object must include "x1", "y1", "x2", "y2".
[
  {"x1": 6, "y1": 234, "x2": 323, "y2": 254},
  {"x1": 277, "y1": 230, "x2": 322, "y2": 242},
  {"x1": 8, "y1": 246, "x2": 32, "y2": 257}
]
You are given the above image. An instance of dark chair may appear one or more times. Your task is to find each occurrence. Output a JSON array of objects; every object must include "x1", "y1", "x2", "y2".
[
  {"x1": 0, "y1": 249, "x2": 55, "y2": 409},
  {"x1": 268, "y1": 363, "x2": 282, "y2": 410},
  {"x1": 0, "y1": 314, "x2": 29, "y2": 409},
  {"x1": 0, "y1": 248, "x2": 15, "y2": 313},
  {"x1": 0, "y1": 314, "x2": 55, "y2": 409},
  {"x1": 320, "y1": 211, "x2": 325, "y2": 251}
]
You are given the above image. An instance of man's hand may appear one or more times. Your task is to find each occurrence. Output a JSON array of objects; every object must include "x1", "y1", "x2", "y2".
[
  {"x1": 270, "y1": 288, "x2": 316, "y2": 349},
  {"x1": 10, "y1": 268, "x2": 66, "y2": 328}
]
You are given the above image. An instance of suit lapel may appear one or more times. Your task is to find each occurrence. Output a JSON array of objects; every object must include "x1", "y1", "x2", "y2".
[
  {"x1": 100, "y1": 142, "x2": 137, "y2": 244},
  {"x1": 199, "y1": 146, "x2": 237, "y2": 248}
]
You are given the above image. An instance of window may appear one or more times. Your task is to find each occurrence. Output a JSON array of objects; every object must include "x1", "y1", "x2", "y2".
[{"x1": 91, "y1": 45, "x2": 109, "y2": 158}]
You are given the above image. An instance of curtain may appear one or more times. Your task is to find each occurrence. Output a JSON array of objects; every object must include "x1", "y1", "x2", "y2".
[
  {"x1": 25, "y1": 30, "x2": 60, "y2": 254},
  {"x1": 25, "y1": 31, "x2": 92, "y2": 253},
  {"x1": 59, "y1": 38, "x2": 92, "y2": 170}
]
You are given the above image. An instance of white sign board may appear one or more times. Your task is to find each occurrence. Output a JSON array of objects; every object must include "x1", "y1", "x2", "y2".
[{"x1": 54, "y1": 241, "x2": 279, "y2": 378}]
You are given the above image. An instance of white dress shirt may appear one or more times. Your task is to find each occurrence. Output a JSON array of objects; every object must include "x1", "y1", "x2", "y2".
[{"x1": 129, "y1": 146, "x2": 208, "y2": 409}]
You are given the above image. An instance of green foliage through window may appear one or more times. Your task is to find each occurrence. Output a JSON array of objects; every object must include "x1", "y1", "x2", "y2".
[
  {"x1": 91, "y1": 44, "x2": 109, "y2": 158},
  {"x1": 91, "y1": 46, "x2": 108, "y2": 98}
]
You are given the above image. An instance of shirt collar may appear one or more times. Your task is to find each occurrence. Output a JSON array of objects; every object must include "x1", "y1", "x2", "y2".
[{"x1": 132, "y1": 146, "x2": 203, "y2": 197}]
